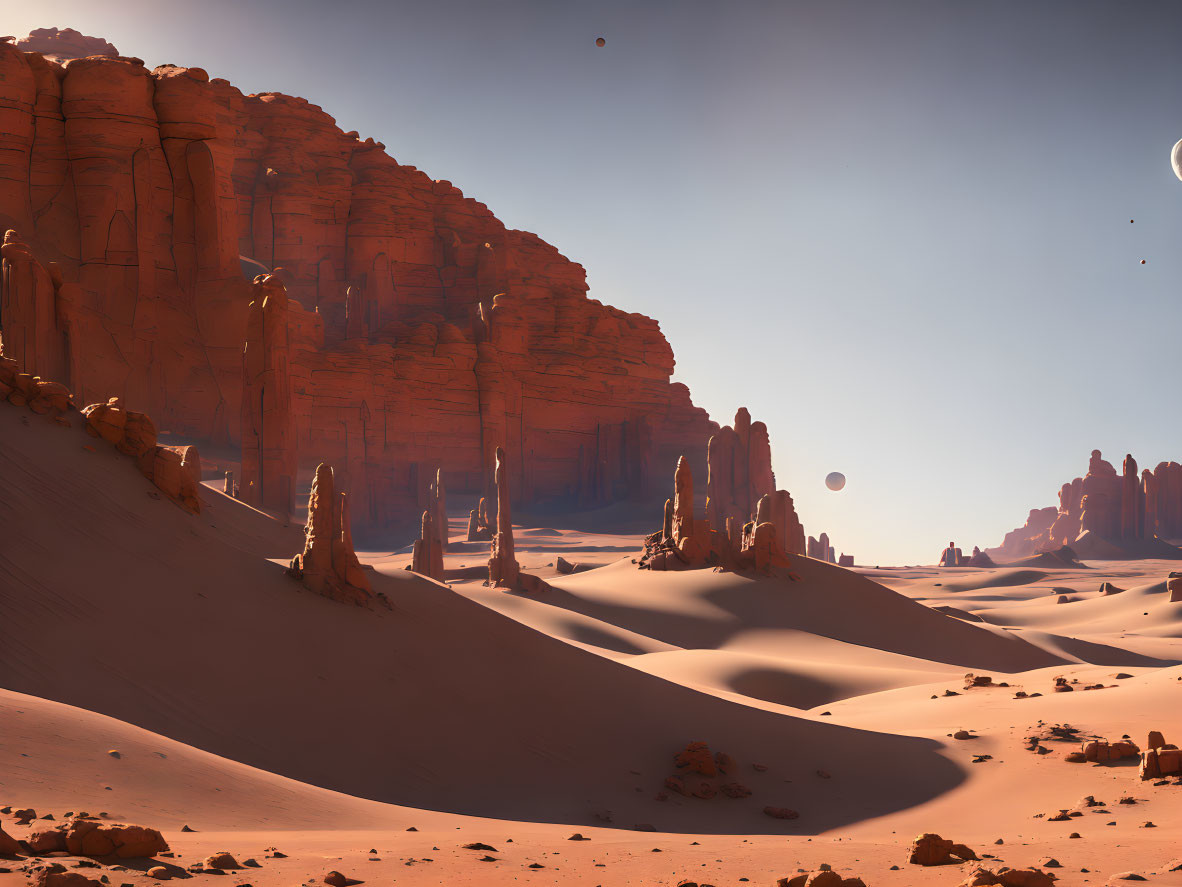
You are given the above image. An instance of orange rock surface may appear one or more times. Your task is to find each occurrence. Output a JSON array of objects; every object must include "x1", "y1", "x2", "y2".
[{"x1": 0, "y1": 37, "x2": 717, "y2": 527}]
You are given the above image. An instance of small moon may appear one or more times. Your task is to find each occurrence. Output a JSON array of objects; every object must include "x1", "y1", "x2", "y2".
[
  {"x1": 1172, "y1": 138, "x2": 1182, "y2": 182},
  {"x1": 595, "y1": 36, "x2": 606, "y2": 47},
  {"x1": 825, "y1": 472, "x2": 846, "y2": 492}
]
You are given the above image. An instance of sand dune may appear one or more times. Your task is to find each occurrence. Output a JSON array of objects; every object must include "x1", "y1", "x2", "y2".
[{"x1": 0, "y1": 406, "x2": 960, "y2": 833}]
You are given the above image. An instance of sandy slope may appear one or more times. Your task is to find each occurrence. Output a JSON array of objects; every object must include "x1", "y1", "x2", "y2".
[
  {"x1": 3, "y1": 403, "x2": 1182, "y2": 886},
  {"x1": 0, "y1": 406, "x2": 958, "y2": 833}
]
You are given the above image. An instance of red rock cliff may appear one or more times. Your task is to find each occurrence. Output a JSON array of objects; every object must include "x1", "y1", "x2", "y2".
[{"x1": 0, "y1": 32, "x2": 716, "y2": 523}]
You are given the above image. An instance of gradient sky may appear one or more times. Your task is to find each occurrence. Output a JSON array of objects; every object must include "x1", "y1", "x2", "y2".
[{"x1": 10, "y1": 0, "x2": 1182, "y2": 564}]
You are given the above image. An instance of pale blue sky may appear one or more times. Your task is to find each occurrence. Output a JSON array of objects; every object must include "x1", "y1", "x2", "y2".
[{"x1": 10, "y1": 0, "x2": 1182, "y2": 563}]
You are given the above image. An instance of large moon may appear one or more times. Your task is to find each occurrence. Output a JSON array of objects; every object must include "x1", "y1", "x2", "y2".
[
  {"x1": 1172, "y1": 138, "x2": 1182, "y2": 182},
  {"x1": 825, "y1": 471, "x2": 846, "y2": 492}
]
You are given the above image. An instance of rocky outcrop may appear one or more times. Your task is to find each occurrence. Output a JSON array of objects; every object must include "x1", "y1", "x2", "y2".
[
  {"x1": 13, "y1": 28, "x2": 118, "y2": 63},
  {"x1": 778, "y1": 872, "x2": 868, "y2": 887},
  {"x1": 958, "y1": 868, "x2": 1053, "y2": 887},
  {"x1": 28, "y1": 863, "x2": 105, "y2": 887},
  {"x1": 641, "y1": 456, "x2": 796, "y2": 574},
  {"x1": 939, "y1": 542, "x2": 963, "y2": 567},
  {"x1": 1169, "y1": 572, "x2": 1182, "y2": 603},
  {"x1": 0, "y1": 37, "x2": 717, "y2": 528},
  {"x1": 908, "y1": 833, "x2": 979, "y2": 866},
  {"x1": 807, "y1": 534, "x2": 837, "y2": 563},
  {"x1": 1140, "y1": 730, "x2": 1181, "y2": 780},
  {"x1": 704, "y1": 409, "x2": 776, "y2": 534},
  {"x1": 27, "y1": 818, "x2": 168, "y2": 859},
  {"x1": 991, "y1": 450, "x2": 1182, "y2": 559},
  {"x1": 240, "y1": 274, "x2": 296, "y2": 518},
  {"x1": 1065, "y1": 739, "x2": 1140, "y2": 763},
  {"x1": 288, "y1": 463, "x2": 383, "y2": 607},
  {"x1": 0, "y1": 822, "x2": 21, "y2": 857},
  {"x1": 967, "y1": 546, "x2": 994, "y2": 567}
]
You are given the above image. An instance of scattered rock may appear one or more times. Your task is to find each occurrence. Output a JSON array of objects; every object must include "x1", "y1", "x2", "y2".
[{"x1": 909, "y1": 833, "x2": 978, "y2": 866}]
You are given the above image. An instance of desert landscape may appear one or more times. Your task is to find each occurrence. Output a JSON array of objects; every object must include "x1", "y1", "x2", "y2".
[{"x1": 1, "y1": 12, "x2": 1181, "y2": 887}]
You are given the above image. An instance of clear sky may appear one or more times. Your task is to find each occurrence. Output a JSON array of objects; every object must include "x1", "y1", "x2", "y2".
[{"x1": 10, "y1": 0, "x2": 1182, "y2": 564}]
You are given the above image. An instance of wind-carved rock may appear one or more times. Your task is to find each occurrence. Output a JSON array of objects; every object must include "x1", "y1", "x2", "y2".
[
  {"x1": 241, "y1": 274, "x2": 296, "y2": 518},
  {"x1": 704, "y1": 408, "x2": 776, "y2": 535},
  {"x1": 991, "y1": 448, "x2": 1182, "y2": 559},
  {"x1": 79, "y1": 395, "x2": 203, "y2": 514},
  {"x1": 641, "y1": 455, "x2": 795, "y2": 575},
  {"x1": 411, "y1": 508, "x2": 445, "y2": 581},
  {"x1": 807, "y1": 534, "x2": 837, "y2": 563},
  {"x1": 939, "y1": 541, "x2": 964, "y2": 567},
  {"x1": 288, "y1": 463, "x2": 384, "y2": 607},
  {"x1": 487, "y1": 446, "x2": 520, "y2": 588},
  {"x1": 430, "y1": 468, "x2": 448, "y2": 552},
  {"x1": 466, "y1": 496, "x2": 493, "y2": 541}
]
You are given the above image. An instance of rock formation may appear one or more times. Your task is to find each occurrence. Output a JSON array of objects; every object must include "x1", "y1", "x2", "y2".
[
  {"x1": 466, "y1": 496, "x2": 492, "y2": 541},
  {"x1": 778, "y1": 872, "x2": 868, "y2": 887},
  {"x1": 429, "y1": 468, "x2": 447, "y2": 551},
  {"x1": 241, "y1": 274, "x2": 296, "y2": 517},
  {"x1": 1169, "y1": 572, "x2": 1182, "y2": 603},
  {"x1": 1064, "y1": 738, "x2": 1140, "y2": 763},
  {"x1": 641, "y1": 455, "x2": 797, "y2": 574},
  {"x1": 288, "y1": 463, "x2": 383, "y2": 607},
  {"x1": 807, "y1": 534, "x2": 838, "y2": 563},
  {"x1": 705, "y1": 409, "x2": 775, "y2": 530},
  {"x1": 411, "y1": 508, "x2": 445, "y2": 581},
  {"x1": 0, "y1": 36, "x2": 718, "y2": 529},
  {"x1": 958, "y1": 868, "x2": 1054, "y2": 887},
  {"x1": 991, "y1": 449, "x2": 1182, "y2": 560},
  {"x1": 908, "y1": 833, "x2": 979, "y2": 866},
  {"x1": 26, "y1": 818, "x2": 168, "y2": 859},
  {"x1": 1139, "y1": 729, "x2": 1180, "y2": 780},
  {"x1": 487, "y1": 447, "x2": 520, "y2": 588},
  {"x1": 939, "y1": 542, "x2": 964, "y2": 567}
]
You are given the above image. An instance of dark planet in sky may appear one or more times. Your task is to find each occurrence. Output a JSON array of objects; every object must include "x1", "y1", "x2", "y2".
[
  {"x1": 596, "y1": 37, "x2": 606, "y2": 47},
  {"x1": 825, "y1": 472, "x2": 846, "y2": 492}
]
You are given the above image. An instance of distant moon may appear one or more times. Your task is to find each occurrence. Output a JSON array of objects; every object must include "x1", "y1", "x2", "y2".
[
  {"x1": 1173, "y1": 138, "x2": 1182, "y2": 181},
  {"x1": 825, "y1": 472, "x2": 846, "y2": 492},
  {"x1": 595, "y1": 36, "x2": 606, "y2": 47}
]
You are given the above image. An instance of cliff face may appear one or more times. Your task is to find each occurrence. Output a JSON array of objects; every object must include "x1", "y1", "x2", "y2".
[{"x1": 0, "y1": 34, "x2": 716, "y2": 521}]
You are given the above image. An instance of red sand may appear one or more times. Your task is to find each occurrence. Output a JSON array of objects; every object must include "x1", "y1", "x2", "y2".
[{"x1": 2, "y1": 406, "x2": 1182, "y2": 886}]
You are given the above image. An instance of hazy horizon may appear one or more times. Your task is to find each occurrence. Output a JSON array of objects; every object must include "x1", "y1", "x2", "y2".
[{"x1": 9, "y1": 0, "x2": 1182, "y2": 564}]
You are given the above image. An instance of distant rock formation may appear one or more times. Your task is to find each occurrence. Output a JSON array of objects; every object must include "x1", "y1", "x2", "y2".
[
  {"x1": 13, "y1": 28, "x2": 119, "y2": 63},
  {"x1": 938, "y1": 541, "x2": 963, "y2": 567},
  {"x1": 807, "y1": 533, "x2": 838, "y2": 563},
  {"x1": 288, "y1": 463, "x2": 384, "y2": 607},
  {"x1": 990, "y1": 449, "x2": 1182, "y2": 560},
  {"x1": 0, "y1": 37, "x2": 717, "y2": 528}
]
